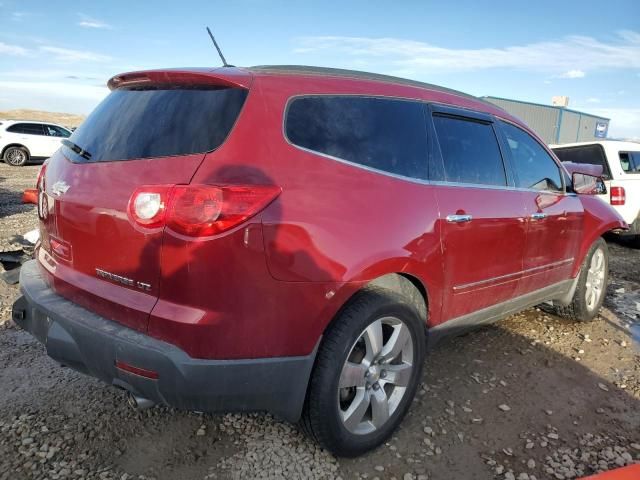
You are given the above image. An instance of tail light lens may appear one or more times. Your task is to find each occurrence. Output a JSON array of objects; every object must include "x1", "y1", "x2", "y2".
[
  {"x1": 128, "y1": 184, "x2": 281, "y2": 237},
  {"x1": 610, "y1": 186, "x2": 625, "y2": 206},
  {"x1": 128, "y1": 185, "x2": 171, "y2": 228},
  {"x1": 37, "y1": 163, "x2": 47, "y2": 191},
  {"x1": 36, "y1": 163, "x2": 48, "y2": 219}
]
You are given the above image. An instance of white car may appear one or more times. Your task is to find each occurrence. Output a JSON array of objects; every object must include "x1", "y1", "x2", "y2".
[
  {"x1": 0, "y1": 120, "x2": 72, "y2": 166},
  {"x1": 552, "y1": 140, "x2": 640, "y2": 246}
]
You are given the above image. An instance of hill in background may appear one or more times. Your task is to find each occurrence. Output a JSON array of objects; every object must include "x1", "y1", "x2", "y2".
[{"x1": 0, "y1": 109, "x2": 85, "y2": 129}]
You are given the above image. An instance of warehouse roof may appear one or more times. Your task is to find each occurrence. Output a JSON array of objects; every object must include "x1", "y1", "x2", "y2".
[{"x1": 482, "y1": 96, "x2": 610, "y2": 121}]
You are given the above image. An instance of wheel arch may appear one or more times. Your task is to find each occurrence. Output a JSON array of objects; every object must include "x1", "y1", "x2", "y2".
[
  {"x1": 300, "y1": 271, "x2": 429, "y2": 425},
  {"x1": 319, "y1": 272, "x2": 430, "y2": 350},
  {"x1": 1, "y1": 143, "x2": 31, "y2": 159},
  {"x1": 367, "y1": 272, "x2": 428, "y2": 322},
  {"x1": 572, "y1": 196, "x2": 627, "y2": 277}
]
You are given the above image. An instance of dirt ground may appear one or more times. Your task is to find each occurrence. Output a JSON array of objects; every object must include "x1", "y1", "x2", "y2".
[{"x1": 0, "y1": 163, "x2": 638, "y2": 480}]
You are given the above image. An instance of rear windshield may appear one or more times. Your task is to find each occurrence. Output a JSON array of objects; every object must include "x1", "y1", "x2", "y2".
[
  {"x1": 551, "y1": 144, "x2": 612, "y2": 179},
  {"x1": 65, "y1": 86, "x2": 247, "y2": 163}
]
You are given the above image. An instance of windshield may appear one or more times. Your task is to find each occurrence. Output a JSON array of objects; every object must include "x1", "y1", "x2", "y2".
[{"x1": 65, "y1": 86, "x2": 247, "y2": 163}]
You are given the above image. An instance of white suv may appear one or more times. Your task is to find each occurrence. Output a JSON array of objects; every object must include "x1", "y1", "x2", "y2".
[
  {"x1": 552, "y1": 140, "x2": 640, "y2": 246},
  {"x1": 0, "y1": 120, "x2": 72, "y2": 166}
]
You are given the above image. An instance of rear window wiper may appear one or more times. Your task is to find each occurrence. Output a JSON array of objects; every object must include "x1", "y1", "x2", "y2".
[{"x1": 62, "y1": 139, "x2": 92, "y2": 160}]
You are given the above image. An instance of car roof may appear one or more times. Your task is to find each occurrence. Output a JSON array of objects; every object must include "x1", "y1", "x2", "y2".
[
  {"x1": 112, "y1": 65, "x2": 517, "y2": 124},
  {"x1": 248, "y1": 65, "x2": 513, "y2": 113},
  {"x1": 1, "y1": 119, "x2": 67, "y2": 128},
  {"x1": 249, "y1": 65, "x2": 486, "y2": 102}
]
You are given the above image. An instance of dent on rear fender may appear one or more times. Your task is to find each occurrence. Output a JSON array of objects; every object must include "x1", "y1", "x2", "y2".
[{"x1": 573, "y1": 196, "x2": 627, "y2": 276}]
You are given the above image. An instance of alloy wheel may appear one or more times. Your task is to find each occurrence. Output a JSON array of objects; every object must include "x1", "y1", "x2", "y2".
[
  {"x1": 6, "y1": 149, "x2": 26, "y2": 166},
  {"x1": 338, "y1": 316, "x2": 414, "y2": 435},
  {"x1": 585, "y1": 247, "x2": 606, "y2": 311}
]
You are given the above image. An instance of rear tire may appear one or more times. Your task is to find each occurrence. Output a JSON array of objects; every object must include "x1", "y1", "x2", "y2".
[
  {"x1": 554, "y1": 237, "x2": 608, "y2": 322},
  {"x1": 300, "y1": 287, "x2": 425, "y2": 457},
  {"x1": 3, "y1": 146, "x2": 29, "y2": 166}
]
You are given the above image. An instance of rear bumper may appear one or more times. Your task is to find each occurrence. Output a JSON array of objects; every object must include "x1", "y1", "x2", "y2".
[{"x1": 12, "y1": 260, "x2": 316, "y2": 422}]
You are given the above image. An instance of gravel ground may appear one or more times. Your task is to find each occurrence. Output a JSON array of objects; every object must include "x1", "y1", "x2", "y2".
[{"x1": 0, "y1": 162, "x2": 639, "y2": 480}]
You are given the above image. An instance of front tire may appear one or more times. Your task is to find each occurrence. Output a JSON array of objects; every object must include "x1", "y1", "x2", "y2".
[
  {"x1": 554, "y1": 237, "x2": 609, "y2": 322},
  {"x1": 627, "y1": 235, "x2": 640, "y2": 249},
  {"x1": 4, "y1": 146, "x2": 29, "y2": 166},
  {"x1": 301, "y1": 287, "x2": 425, "y2": 457}
]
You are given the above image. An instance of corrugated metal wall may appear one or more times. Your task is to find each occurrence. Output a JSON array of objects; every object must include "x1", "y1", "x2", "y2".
[
  {"x1": 576, "y1": 116, "x2": 601, "y2": 142},
  {"x1": 558, "y1": 110, "x2": 580, "y2": 144},
  {"x1": 483, "y1": 97, "x2": 610, "y2": 145},
  {"x1": 484, "y1": 97, "x2": 559, "y2": 143}
]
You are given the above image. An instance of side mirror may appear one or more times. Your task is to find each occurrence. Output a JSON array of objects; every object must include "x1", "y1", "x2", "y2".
[{"x1": 572, "y1": 172, "x2": 607, "y2": 195}]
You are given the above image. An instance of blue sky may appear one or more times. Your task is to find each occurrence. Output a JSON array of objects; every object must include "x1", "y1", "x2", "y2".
[{"x1": 1, "y1": 0, "x2": 639, "y2": 139}]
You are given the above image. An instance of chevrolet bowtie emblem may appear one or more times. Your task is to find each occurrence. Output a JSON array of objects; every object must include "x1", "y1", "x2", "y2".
[{"x1": 51, "y1": 180, "x2": 70, "y2": 196}]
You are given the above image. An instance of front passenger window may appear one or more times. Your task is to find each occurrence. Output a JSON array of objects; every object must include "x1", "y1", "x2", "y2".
[
  {"x1": 45, "y1": 125, "x2": 71, "y2": 137},
  {"x1": 500, "y1": 121, "x2": 563, "y2": 192}
]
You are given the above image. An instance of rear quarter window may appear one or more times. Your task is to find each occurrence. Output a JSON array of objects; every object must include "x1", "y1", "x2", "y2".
[
  {"x1": 285, "y1": 96, "x2": 428, "y2": 180},
  {"x1": 7, "y1": 123, "x2": 46, "y2": 135},
  {"x1": 65, "y1": 86, "x2": 248, "y2": 163}
]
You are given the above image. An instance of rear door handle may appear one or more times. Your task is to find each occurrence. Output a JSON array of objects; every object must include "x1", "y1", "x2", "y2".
[
  {"x1": 530, "y1": 213, "x2": 547, "y2": 220},
  {"x1": 446, "y1": 214, "x2": 473, "y2": 223}
]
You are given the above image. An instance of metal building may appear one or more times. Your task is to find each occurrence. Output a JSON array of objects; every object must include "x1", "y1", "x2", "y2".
[{"x1": 482, "y1": 96, "x2": 610, "y2": 145}]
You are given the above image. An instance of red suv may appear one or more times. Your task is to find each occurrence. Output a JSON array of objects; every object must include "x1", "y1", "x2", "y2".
[{"x1": 13, "y1": 66, "x2": 626, "y2": 456}]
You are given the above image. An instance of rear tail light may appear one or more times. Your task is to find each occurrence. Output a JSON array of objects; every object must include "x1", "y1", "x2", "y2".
[
  {"x1": 37, "y1": 163, "x2": 47, "y2": 191},
  {"x1": 128, "y1": 185, "x2": 170, "y2": 228},
  {"x1": 128, "y1": 184, "x2": 281, "y2": 237},
  {"x1": 36, "y1": 163, "x2": 48, "y2": 219},
  {"x1": 610, "y1": 186, "x2": 626, "y2": 206}
]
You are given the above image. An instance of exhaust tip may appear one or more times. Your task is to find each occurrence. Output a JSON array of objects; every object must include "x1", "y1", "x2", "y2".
[{"x1": 126, "y1": 391, "x2": 155, "y2": 410}]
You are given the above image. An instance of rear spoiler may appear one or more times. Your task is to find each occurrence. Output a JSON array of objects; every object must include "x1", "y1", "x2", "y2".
[{"x1": 107, "y1": 67, "x2": 253, "y2": 90}]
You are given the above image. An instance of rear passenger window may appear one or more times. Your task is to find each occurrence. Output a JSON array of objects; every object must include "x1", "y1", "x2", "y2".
[
  {"x1": 432, "y1": 115, "x2": 506, "y2": 186},
  {"x1": 7, "y1": 123, "x2": 45, "y2": 135},
  {"x1": 285, "y1": 96, "x2": 428, "y2": 180},
  {"x1": 500, "y1": 121, "x2": 563, "y2": 192}
]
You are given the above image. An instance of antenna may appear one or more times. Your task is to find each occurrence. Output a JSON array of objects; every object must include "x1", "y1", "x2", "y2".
[{"x1": 206, "y1": 27, "x2": 231, "y2": 67}]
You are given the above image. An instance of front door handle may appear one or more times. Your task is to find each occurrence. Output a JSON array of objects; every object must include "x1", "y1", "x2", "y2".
[
  {"x1": 446, "y1": 214, "x2": 473, "y2": 223},
  {"x1": 530, "y1": 212, "x2": 547, "y2": 220}
]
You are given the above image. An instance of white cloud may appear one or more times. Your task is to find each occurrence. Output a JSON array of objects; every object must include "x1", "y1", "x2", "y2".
[
  {"x1": 0, "y1": 41, "x2": 28, "y2": 56},
  {"x1": 0, "y1": 80, "x2": 107, "y2": 113},
  {"x1": 559, "y1": 69, "x2": 585, "y2": 78},
  {"x1": 11, "y1": 11, "x2": 29, "y2": 20},
  {"x1": 586, "y1": 97, "x2": 601, "y2": 103},
  {"x1": 40, "y1": 46, "x2": 112, "y2": 63},
  {"x1": 587, "y1": 107, "x2": 640, "y2": 140},
  {"x1": 77, "y1": 14, "x2": 112, "y2": 29},
  {"x1": 293, "y1": 31, "x2": 640, "y2": 75},
  {"x1": 0, "y1": 81, "x2": 106, "y2": 100}
]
